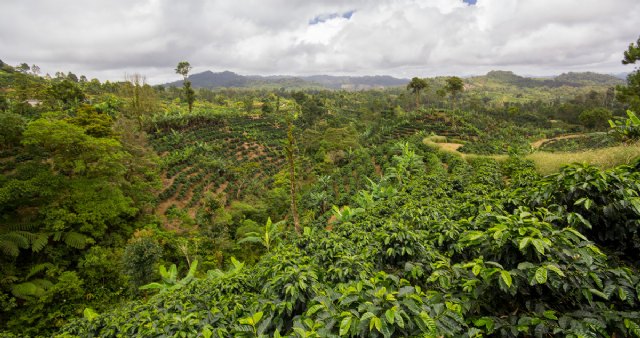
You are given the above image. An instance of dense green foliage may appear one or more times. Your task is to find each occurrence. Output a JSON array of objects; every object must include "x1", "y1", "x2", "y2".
[
  {"x1": 0, "y1": 66, "x2": 161, "y2": 335},
  {"x1": 538, "y1": 133, "x2": 616, "y2": 152},
  {"x1": 609, "y1": 110, "x2": 640, "y2": 142},
  {"x1": 55, "y1": 149, "x2": 640, "y2": 337},
  {"x1": 1, "y1": 38, "x2": 640, "y2": 337}
]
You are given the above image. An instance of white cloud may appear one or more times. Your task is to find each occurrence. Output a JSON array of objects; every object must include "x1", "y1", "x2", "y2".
[{"x1": 0, "y1": 0, "x2": 638, "y2": 83}]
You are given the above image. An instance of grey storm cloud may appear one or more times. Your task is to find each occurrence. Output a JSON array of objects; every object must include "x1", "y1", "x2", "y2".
[{"x1": 1, "y1": 0, "x2": 639, "y2": 83}]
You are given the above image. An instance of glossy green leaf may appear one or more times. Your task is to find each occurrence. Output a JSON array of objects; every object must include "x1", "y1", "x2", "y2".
[
  {"x1": 535, "y1": 267, "x2": 548, "y2": 284},
  {"x1": 500, "y1": 270, "x2": 513, "y2": 288},
  {"x1": 339, "y1": 316, "x2": 352, "y2": 336}
]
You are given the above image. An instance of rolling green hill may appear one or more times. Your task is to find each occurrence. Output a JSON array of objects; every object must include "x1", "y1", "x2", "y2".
[{"x1": 164, "y1": 69, "x2": 624, "y2": 92}]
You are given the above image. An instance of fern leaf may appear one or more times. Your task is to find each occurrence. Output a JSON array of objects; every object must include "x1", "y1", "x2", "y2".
[
  {"x1": 6, "y1": 223, "x2": 38, "y2": 232},
  {"x1": 25, "y1": 263, "x2": 54, "y2": 280},
  {"x1": 0, "y1": 239, "x2": 20, "y2": 257},
  {"x1": 53, "y1": 231, "x2": 63, "y2": 241},
  {"x1": 11, "y1": 280, "x2": 51, "y2": 299},
  {"x1": 0, "y1": 232, "x2": 30, "y2": 257},
  {"x1": 31, "y1": 233, "x2": 49, "y2": 253},
  {"x1": 0, "y1": 228, "x2": 45, "y2": 256},
  {"x1": 4, "y1": 232, "x2": 30, "y2": 248},
  {"x1": 64, "y1": 231, "x2": 89, "y2": 249}
]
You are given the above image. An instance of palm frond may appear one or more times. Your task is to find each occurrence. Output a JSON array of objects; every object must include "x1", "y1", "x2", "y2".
[
  {"x1": 237, "y1": 236, "x2": 262, "y2": 245},
  {"x1": 0, "y1": 232, "x2": 30, "y2": 257}
]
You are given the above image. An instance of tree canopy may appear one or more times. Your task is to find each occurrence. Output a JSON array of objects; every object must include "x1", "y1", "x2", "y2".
[
  {"x1": 175, "y1": 61, "x2": 192, "y2": 80},
  {"x1": 617, "y1": 36, "x2": 640, "y2": 111},
  {"x1": 175, "y1": 61, "x2": 196, "y2": 112},
  {"x1": 445, "y1": 76, "x2": 464, "y2": 109},
  {"x1": 406, "y1": 77, "x2": 429, "y2": 107}
]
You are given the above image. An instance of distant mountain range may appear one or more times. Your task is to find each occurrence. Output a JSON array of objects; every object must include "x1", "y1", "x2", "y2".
[
  {"x1": 163, "y1": 70, "x2": 626, "y2": 90},
  {"x1": 163, "y1": 70, "x2": 408, "y2": 90}
]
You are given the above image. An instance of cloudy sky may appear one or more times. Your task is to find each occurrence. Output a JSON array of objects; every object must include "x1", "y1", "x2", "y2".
[{"x1": 1, "y1": 0, "x2": 639, "y2": 84}]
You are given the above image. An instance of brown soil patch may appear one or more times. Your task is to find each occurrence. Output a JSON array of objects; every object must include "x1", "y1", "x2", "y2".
[
  {"x1": 161, "y1": 166, "x2": 194, "y2": 188},
  {"x1": 156, "y1": 169, "x2": 210, "y2": 229},
  {"x1": 0, "y1": 156, "x2": 16, "y2": 167},
  {"x1": 216, "y1": 181, "x2": 229, "y2": 195},
  {"x1": 326, "y1": 214, "x2": 337, "y2": 230},
  {"x1": 214, "y1": 181, "x2": 230, "y2": 205},
  {"x1": 371, "y1": 157, "x2": 382, "y2": 177},
  {"x1": 156, "y1": 199, "x2": 175, "y2": 221},
  {"x1": 237, "y1": 142, "x2": 268, "y2": 160},
  {"x1": 185, "y1": 169, "x2": 202, "y2": 179}
]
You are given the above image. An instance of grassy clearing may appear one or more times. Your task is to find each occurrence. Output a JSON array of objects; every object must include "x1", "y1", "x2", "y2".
[
  {"x1": 429, "y1": 137, "x2": 640, "y2": 175},
  {"x1": 423, "y1": 135, "x2": 467, "y2": 157},
  {"x1": 424, "y1": 135, "x2": 449, "y2": 143},
  {"x1": 436, "y1": 142, "x2": 466, "y2": 153},
  {"x1": 527, "y1": 141, "x2": 640, "y2": 175}
]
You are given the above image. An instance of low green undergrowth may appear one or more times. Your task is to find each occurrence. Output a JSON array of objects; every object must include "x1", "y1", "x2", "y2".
[{"x1": 55, "y1": 148, "x2": 640, "y2": 338}]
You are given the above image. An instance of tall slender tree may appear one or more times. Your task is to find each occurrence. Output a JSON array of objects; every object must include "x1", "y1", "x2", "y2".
[
  {"x1": 175, "y1": 61, "x2": 195, "y2": 112},
  {"x1": 124, "y1": 73, "x2": 157, "y2": 129},
  {"x1": 278, "y1": 96, "x2": 301, "y2": 234},
  {"x1": 406, "y1": 77, "x2": 429, "y2": 108},
  {"x1": 445, "y1": 76, "x2": 464, "y2": 110}
]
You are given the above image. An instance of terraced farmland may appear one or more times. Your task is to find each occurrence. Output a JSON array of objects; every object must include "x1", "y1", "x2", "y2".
[{"x1": 149, "y1": 115, "x2": 287, "y2": 224}]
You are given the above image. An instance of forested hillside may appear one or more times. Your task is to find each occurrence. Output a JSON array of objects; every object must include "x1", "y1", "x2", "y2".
[
  {"x1": 1, "y1": 35, "x2": 640, "y2": 338},
  {"x1": 163, "y1": 69, "x2": 623, "y2": 91}
]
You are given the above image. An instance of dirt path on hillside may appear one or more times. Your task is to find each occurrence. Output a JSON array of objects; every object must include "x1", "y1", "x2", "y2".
[
  {"x1": 531, "y1": 134, "x2": 585, "y2": 149},
  {"x1": 429, "y1": 134, "x2": 588, "y2": 156}
]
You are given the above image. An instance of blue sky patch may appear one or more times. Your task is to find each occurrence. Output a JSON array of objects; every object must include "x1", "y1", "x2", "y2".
[
  {"x1": 342, "y1": 10, "x2": 355, "y2": 19},
  {"x1": 309, "y1": 10, "x2": 355, "y2": 25},
  {"x1": 463, "y1": 0, "x2": 477, "y2": 5}
]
